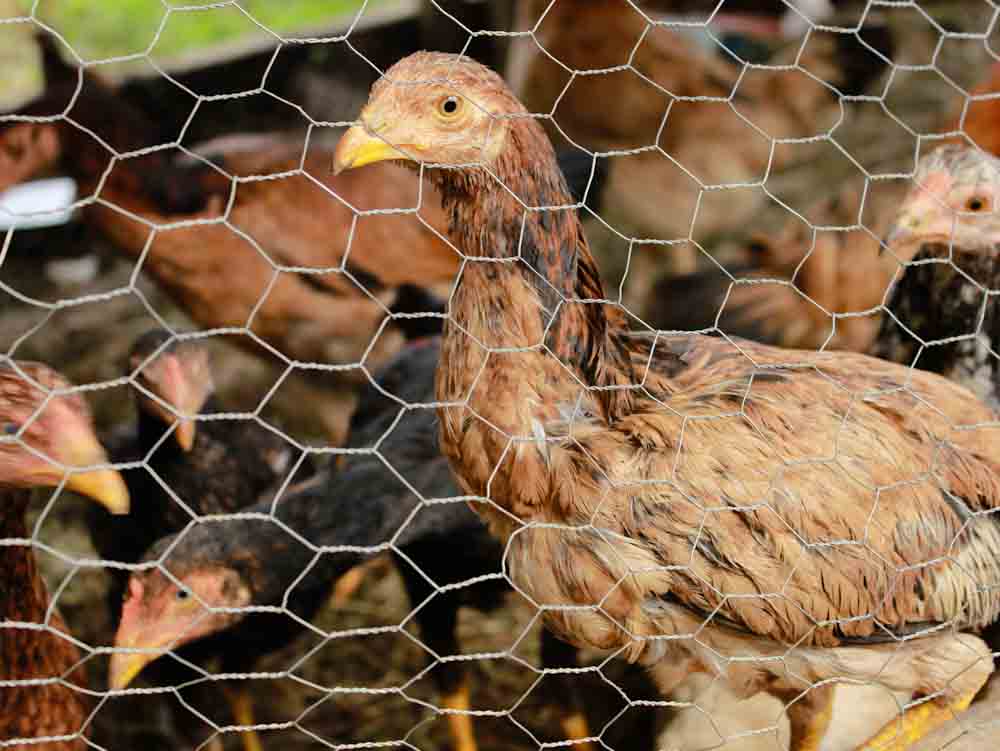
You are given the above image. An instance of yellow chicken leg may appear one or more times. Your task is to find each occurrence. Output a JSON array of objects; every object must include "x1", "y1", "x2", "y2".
[
  {"x1": 785, "y1": 684, "x2": 835, "y2": 751},
  {"x1": 331, "y1": 558, "x2": 390, "y2": 608},
  {"x1": 441, "y1": 677, "x2": 477, "y2": 751},
  {"x1": 855, "y1": 691, "x2": 977, "y2": 751},
  {"x1": 222, "y1": 684, "x2": 264, "y2": 751},
  {"x1": 560, "y1": 710, "x2": 596, "y2": 750},
  {"x1": 331, "y1": 565, "x2": 369, "y2": 607}
]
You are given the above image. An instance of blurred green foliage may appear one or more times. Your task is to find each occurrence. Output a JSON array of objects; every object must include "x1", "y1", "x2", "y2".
[{"x1": 17, "y1": 0, "x2": 371, "y2": 61}]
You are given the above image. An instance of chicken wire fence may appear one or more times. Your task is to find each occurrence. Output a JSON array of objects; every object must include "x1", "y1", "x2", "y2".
[{"x1": 3, "y1": 1, "x2": 1000, "y2": 750}]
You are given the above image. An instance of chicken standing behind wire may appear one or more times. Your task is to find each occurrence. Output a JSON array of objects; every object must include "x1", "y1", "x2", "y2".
[
  {"x1": 622, "y1": 143, "x2": 1000, "y2": 729},
  {"x1": 108, "y1": 337, "x2": 660, "y2": 751},
  {"x1": 89, "y1": 329, "x2": 314, "y2": 614},
  {"x1": 333, "y1": 51, "x2": 1000, "y2": 751},
  {"x1": 645, "y1": 180, "x2": 902, "y2": 352},
  {"x1": 948, "y1": 59, "x2": 1000, "y2": 157},
  {"x1": 0, "y1": 33, "x2": 605, "y2": 444},
  {"x1": 506, "y1": 0, "x2": 892, "y2": 309},
  {"x1": 1, "y1": 362, "x2": 129, "y2": 750},
  {"x1": 87, "y1": 329, "x2": 315, "y2": 751},
  {"x1": 879, "y1": 146, "x2": 1000, "y2": 425}
]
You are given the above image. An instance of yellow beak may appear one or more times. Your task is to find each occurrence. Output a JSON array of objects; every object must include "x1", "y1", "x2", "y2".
[
  {"x1": 332, "y1": 125, "x2": 407, "y2": 175},
  {"x1": 108, "y1": 649, "x2": 160, "y2": 690},
  {"x1": 65, "y1": 468, "x2": 130, "y2": 515},
  {"x1": 174, "y1": 420, "x2": 196, "y2": 453},
  {"x1": 60, "y1": 431, "x2": 130, "y2": 515}
]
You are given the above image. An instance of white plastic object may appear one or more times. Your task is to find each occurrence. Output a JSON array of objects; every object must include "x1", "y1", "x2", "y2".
[
  {"x1": 44, "y1": 254, "x2": 100, "y2": 288},
  {"x1": 0, "y1": 177, "x2": 78, "y2": 231}
]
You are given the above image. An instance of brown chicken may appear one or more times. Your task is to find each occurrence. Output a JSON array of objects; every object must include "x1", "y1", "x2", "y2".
[
  {"x1": 646, "y1": 180, "x2": 903, "y2": 352},
  {"x1": 506, "y1": 0, "x2": 891, "y2": 309},
  {"x1": 1, "y1": 34, "x2": 605, "y2": 438},
  {"x1": 1, "y1": 362, "x2": 129, "y2": 750},
  {"x1": 0, "y1": 33, "x2": 460, "y2": 439},
  {"x1": 949, "y1": 59, "x2": 1000, "y2": 156},
  {"x1": 335, "y1": 51, "x2": 1000, "y2": 751},
  {"x1": 508, "y1": 0, "x2": 847, "y2": 153}
]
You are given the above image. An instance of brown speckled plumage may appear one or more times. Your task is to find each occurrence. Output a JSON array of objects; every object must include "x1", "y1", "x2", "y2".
[
  {"x1": 1, "y1": 490, "x2": 89, "y2": 751},
  {"x1": 647, "y1": 183, "x2": 901, "y2": 352},
  {"x1": 1, "y1": 363, "x2": 127, "y2": 750},
  {"x1": 337, "y1": 52, "x2": 1000, "y2": 748}
]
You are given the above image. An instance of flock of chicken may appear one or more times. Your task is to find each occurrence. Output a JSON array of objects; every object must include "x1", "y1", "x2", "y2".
[{"x1": 5, "y1": 3, "x2": 1000, "y2": 751}]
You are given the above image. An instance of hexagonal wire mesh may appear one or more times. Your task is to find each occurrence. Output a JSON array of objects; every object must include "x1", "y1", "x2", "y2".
[{"x1": 2, "y1": 0, "x2": 1000, "y2": 750}]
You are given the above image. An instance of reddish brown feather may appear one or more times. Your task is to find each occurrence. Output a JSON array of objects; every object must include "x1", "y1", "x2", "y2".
[
  {"x1": 0, "y1": 364, "x2": 96, "y2": 750},
  {"x1": 949, "y1": 59, "x2": 1000, "y2": 156},
  {"x1": 685, "y1": 183, "x2": 901, "y2": 352},
  {"x1": 82, "y1": 145, "x2": 458, "y2": 372},
  {"x1": 0, "y1": 38, "x2": 461, "y2": 380},
  {"x1": 348, "y1": 53, "x2": 1000, "y2": 720},
  {"x1": 1, "y1": 494, "x2": 89, "y2": 751}
]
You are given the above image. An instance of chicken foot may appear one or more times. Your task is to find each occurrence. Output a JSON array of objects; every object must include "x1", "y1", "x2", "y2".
[
  {"x1": 541, "y1": 628, "x2": 596, "y2": 750},
  {"x1": 854, "y1": 690, "x2": 979, "y2": 751},
  {"x1": 221, "y1": 683, "x2": 264, "y2": 751},
  {"x1": 779, "y1": 683, "x2": 835, "y2": 751},
  {"x1": 560, "y1": 711, "x2": 596, "y2": 750},
  {"x1": 331, "y1": 567, "x2": 367, "y2": 607},
  {"x1": 440, "y1": 675, "x2": 477, "y2": 751}
]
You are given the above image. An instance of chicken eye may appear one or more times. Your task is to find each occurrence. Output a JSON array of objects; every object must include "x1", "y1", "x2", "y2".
[
  {"x1": 439, "y1": 96, "x2": 461, "y2": 117},
  {"x1": 966, "y1": 196, "x2": 988, "y2": 212},
  {"x1": 176, "y1": 588, "x2": 191, "y2": 601}
]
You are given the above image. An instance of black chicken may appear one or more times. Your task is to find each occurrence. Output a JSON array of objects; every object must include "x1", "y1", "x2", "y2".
[
  {"x1": 89, "y1": 329, "x2": 313, "y2": 751},
  {"x1": 110, "y1": 337, "x2": 657, "y2": 751},
  {"x1": 90, "y1": 329, "x2": 311, "y2": 614}
]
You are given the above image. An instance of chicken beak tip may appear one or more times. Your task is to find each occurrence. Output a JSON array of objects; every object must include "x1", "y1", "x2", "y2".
[
  {"x1": 332, "y1": 126, "x2": 405, "y2": 175},
  {"x1": 108, "y1": 651, "x2": 154, "y2": 691},
  {"x1": 331, "y1": 152, "x2": 351, "y2": 176},
  {"x1": 174, "y1": 421, "x2": 196, "y2": 452},
  {"x1": 66, "y1": 468, "x2": 130, "y2": 515}
]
